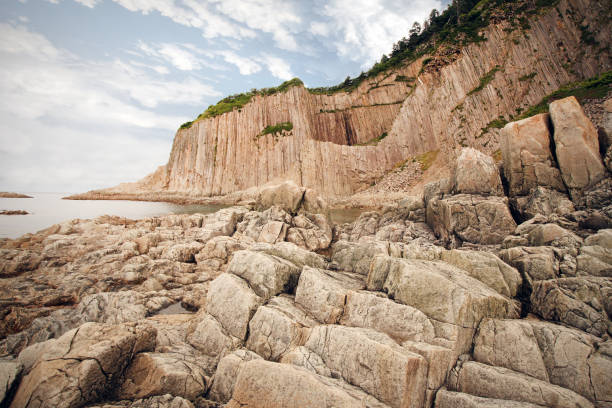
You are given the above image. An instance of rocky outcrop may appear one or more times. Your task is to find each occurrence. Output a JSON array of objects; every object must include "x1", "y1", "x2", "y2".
[{"x1": 70, "y1": 0, "x2": 611, "y2": 200}]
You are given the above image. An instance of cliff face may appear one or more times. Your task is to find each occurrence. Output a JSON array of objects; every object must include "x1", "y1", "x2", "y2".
[{"x1": 101, "y1": 0, "x2": 611, "y2": 199}]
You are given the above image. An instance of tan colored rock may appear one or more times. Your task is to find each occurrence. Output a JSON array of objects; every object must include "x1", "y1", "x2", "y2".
[
  {"x1": 453, "y1": 148, "x2": 503, "y2": 196},
  {"x1": 294, "y1": 267, "x2": 364, "y2": 323},
  {"x1": 161, "y1": 242, "x2": 204, "y2": 262},
  {"x1": 256, "y1": 181, "x2": 305, "y2": 213},
  {"x1": 530, "y1": 277, "x2": 611, "y2": 337},
  {"x1": 435, "y1": 389, "x2": 547, "y2": 408},
  {"x1": 186, "y1": 313, "x2": 242, "y2": 367},
  {"x1": 226, "y1": 359, "x2": 388, "y2": 408},
  {"x1": 206, "y1": 273, "x2": 262, "y2": 340},
  {"x1": 448, "y1": 361, "x2": 593, "y2": 408},
  {"x1": 402, "y1": 341, "x2": 454, "y2": 405},
  {"x1": 340, "y1": 290, "x2": 435, "y2": 343},
  {"x1": 500, "y1": 113, "x2": 565, "y2": 196},
  {"x1": 250, "y1": 241, "x2": 327, "y2": 269},
  {"x1": 498, "y1": 246, "x2": 559, "y2": 285},
  {"x1": 279, "y1": 346, "x2": 332, "y2": 377},
  {"x1": 246, "y1": 295, "x2": 317, "y2": 361},
  {"x1": 287, "y1": 212, "x2": 332, "y2": 251},
  {"x1": 331, "y1": 240, "x2": 391, "y2": 275},
  {"x1": 10, "y1": 322, "x2": 156, "y2": 408},
  {"x1": 208, "y1": 349, "x2": 262, "y2": 403},
  {"x1": 0, "y1": 359, "x2": 22, "y2": 406},
  {"x1": 371, "y1": 257, "x2": 519, "y2": 328},
  {"x1": 117, "y1": 352, "x2": 208, "y2": 400},
  {"x1": 440, "y1": 249, "x2": 521, "y2": 297},
  {"x1": 304, "y1": 325, "x2": 427, "y2": 408},
  {"x1": 226, "y1": 250, "x2": 300, "y2": 300},
  {"x1": 474, "y1": 319, "x2": 549, "y2": 381},
  {"x1": 426, "y1": 194, "x2": 517, "y2": 246},
  {"x1": 87, "y1": 395, "x2": 195, "y2": 408},
  {"x1": 512, "y1": 187, "x2": 574, "y2": 221},
  {"x1": 549, "y1": 96, "x2": 606, "y2": 198},
  {"x1": 577, "y1": 229, "x2": 612, "y2": 277}
]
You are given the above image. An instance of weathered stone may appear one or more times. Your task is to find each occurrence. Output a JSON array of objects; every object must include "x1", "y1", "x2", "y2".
[
  {"x1": 402, "y1": 341, "x2": 454, "y2": 404},
  {"x1": 226, "y1": 250, "x2": 300, "y2": 300},
  {"x1": 512, "y1": 187, "x2": 574, "y2": 221},
  {"x1": 226, "y1": 359, "x2": 388, "y2": 408},
  {"x1": 498, "y1": 246, "x2": 559, "y2": 285},
  {"x1": 0, "y1": 359, "x2": 22, "y2": 406},
  {"x1": 186, "y1": 313, "x2": 242, "y2": 367},
  {"x1": 530, "y1": 277, "x2": 611, "y2": 337},
  {"x1": 236, "y1": 207, "x2": 291, "y2": 242},
  {"x1": 256, "y1": 181, "x2": 305, "y2": 214},
  {"x1": 340, "y1": 290, "x2": 435, "y2": 343},
  {"x1": 294, "y1": 267, "x2": 364, "y2": 324},
  {"x1": 86, "y1": 394, "x2": 195, "y2": 408},
  {"x1": 427, "y1": 194, "x2": 517, "y2": 246},
  {"x1": 371, "y1": 257, "x2": 519, "y2": 328},
  {"x1": 206, "y1": 274, "x2": 263, "y2": 340},
  {"x1": 550, "y1": 96, "x2": 606, "y2": 199},
  {"x1": 474, "y1": 319, "x2": 549, "y2": 381},
  {"x1": 250, "y1": 241, "x2": 327, "y2": 269},
  {"x1": 10, "y1": 322, "x2": 156, "y2": 408},
  {"x1": 161, "y1": 242, "x2": 204, "y2": 262},
  {"x1": 208, "y1": 349, "x2": 262, "y2": 403},
  {"x1": 453, "y1": 147, "x2": 503, "y2": 196},
  {"x1": 500, "y1": 113, "x2": 565, "y2": 196},
  {"x1": 331, "y1": 240, "x2": 390, "y2": 275},
  {"x1": 279, "y1": 346, "x2": 332, "y2": 377},
  {"x1": 287, "y1": 212, "x2": 333, "y2": 251},
  {"x1": 448, "y1": 361, "x2": 593, "y2": 408},
  {"x1": 435, "y1": 389, "x2": 547, "y2": 408},
  {"x1": 305, "y1": 325, "x2": 427, "y2": 408},
  {"x1": 440, "y1": 250, "x2": 521, "y2": 297},
  {"x1": 246, "y1": 296, "x2": 317, "y2": 361},
  {"x1": 577, "y1": 229, "x2": 612, "y2": 277},
  {"x1": 117, "y1": 352, "x2": 208, "y2": 400}
]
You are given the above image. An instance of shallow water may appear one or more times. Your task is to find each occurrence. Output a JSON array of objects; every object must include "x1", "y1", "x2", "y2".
[{"x1": 0, "y1": 193, "x2": 229, "y2": 239}]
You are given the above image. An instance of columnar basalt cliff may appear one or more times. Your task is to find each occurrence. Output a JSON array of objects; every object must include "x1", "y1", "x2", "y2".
[{"x1": 73, "y1": 0, "x2": 611, "y2": 202}]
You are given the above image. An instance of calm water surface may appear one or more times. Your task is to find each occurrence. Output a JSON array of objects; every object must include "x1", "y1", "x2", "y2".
[{"x1": 0, "y1": 193, "x2": 229, "y2": 239}]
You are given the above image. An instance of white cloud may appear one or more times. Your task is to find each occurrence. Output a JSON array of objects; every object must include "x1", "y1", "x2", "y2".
[
  {"x1": 311, "y1": 0, "x2": 443, "y2": 66},
  {"x1": 217, "y1": 50, "x2": 261, "y2": 75},
  {"x1": 75, "y1": 0, "x2": 100, "y2": 7},
  {"x1": 260, "y1": 55, "x2": 294, "y2": 80},
  {"x1": 0, "y1": 23, "x2": 222, "y2": 192}
]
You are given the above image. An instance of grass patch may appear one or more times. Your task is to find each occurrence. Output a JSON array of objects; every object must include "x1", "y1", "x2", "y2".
[
  {"x1": 395, "y1": 75, "x2": 415, "y2": 82},
  {"x1": 257, "y1": 122, "x2": 293, "y2": 138},
  {"x1": 467, "y1": 65, "x2": 502, "y2": 96},
  {"x1": 492, "y1": 149, "x2": 503, "y2": 162},
  {"x1": 519, "y1": 72, "x2": 537, "y2": 81},
  {"x1": 356, "y1": 132, "x2": 388, "y2": 146},
  {"x1": 415, "y1": 150, "x2": 440, "y2": 172},
  {"x1": 179, "y1": 121, "x2": 194, "y2": 129},
  {"x1": 514, "y1": 70, "x2": 612, "y2": 120}
]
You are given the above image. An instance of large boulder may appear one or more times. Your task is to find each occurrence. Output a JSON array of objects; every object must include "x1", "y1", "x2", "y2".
[
  {"x1": 226, "y1": 250, "x2": 300, "y2": 300},
  {"x1": 453, "y1": 148, "x2": 503, "y2": 196},
  {"x1": 0, "y1": 359, "x2": 22, "y2": 406},
  {"x1": 256, "y1": 181, "x2": 306, "y2": 214},
  {"x1": 208, "y1": 349, "x2": 262, "y2": 403},
  {"x1": 427, "y1": 194, "x2": 517, "y2": 246},
  {"x1": 576, "y1": 229, "x2": 612, "y2": 277},
  {"x1": 511, "y1": 187, "x2": 574, "y2": 221},
  {"x1": 304, "y1": 325, "x2": 428, "y2": 408},
  {"x1": 206, "y1": 274, "x2": 263, "y2": 340},
  {"x1": 10, "y1": 322, "x2": 156, "y2": 408},
  {"x1": 435, "y1": 389, "x2": 546, "y2": 408},
  {"x1": 250, "y1": 241, "x2": 328, "y2": 269},
  {"x1": 549, "y1": 96, "x2": 606, "y2": 199},
  {"x1": 447, "y1": 361, "x2": 593, "y2": 408},
  {"x1": 500, "y1": 113, "x2": 565, "y2": 196}
]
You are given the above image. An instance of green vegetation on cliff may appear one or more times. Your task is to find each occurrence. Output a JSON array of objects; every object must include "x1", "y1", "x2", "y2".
[{"x1": 257, "y1": 122, "x2": 294, "y2": 138}]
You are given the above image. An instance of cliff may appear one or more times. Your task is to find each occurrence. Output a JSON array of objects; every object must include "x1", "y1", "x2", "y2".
[{"x1": 74, "y1": 0, "x2": 611, "y2": 201}]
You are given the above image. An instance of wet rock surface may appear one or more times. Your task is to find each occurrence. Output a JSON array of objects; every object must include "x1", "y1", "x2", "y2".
[{"x1": 2, "y1": 97, "x2": 612, "y2": 408}]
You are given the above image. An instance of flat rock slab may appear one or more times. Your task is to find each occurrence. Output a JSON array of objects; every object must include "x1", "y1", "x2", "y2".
[{"x1": 435, "y1": 389, "x2": 547, "y2": 408}]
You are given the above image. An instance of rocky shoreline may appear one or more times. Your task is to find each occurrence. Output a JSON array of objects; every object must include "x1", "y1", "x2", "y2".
[
  {"x1": 0, "y1": 193, "x2": 32, "y2": 199},
  {"x1": 1, "y1": 96, "x2": 611, "y2": 407}
]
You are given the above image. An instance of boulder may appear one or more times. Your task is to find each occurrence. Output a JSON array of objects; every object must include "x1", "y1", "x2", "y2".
[
  {"x1": 236, "y1": 207, "x2": 291, "y2": 243},
  {"x1": 448, "y1": 361, "x2": 593, "y2": 408},
  {"x1": 10, "y1": 322, "x2": 156, "y2": 408},
  {"x1": 426, "y1": 194, "x2": 517, "y2": 246},
  {"x1": 0, "y1": 359, "x2": 22, "y2": 406},
  {"x1": 246, "y1": 296, "x2": 317, "y2": 361},
  {"x1": 340, "y1": 290, "x2": 435, "y2": 343},
  {"x1": 549, "y1": 96, "x2": 606, "y2": 199},
  {"x1": 206, "y1": 274, "x2": 262, "y2": 340},
  {"x1": 287, "y1": 212, "x2": 333, "y2": 251},
  {"x1": 511, "y1": 187, "x2": 574, "y2": 221},
  {"x1": 576, "y1": 229, "x2": 612, "y2": 277},
  {"x1": 331, "y1": 240, "x2": 391, "y2": 275},
  {"x1": 161, "y1": 242, "x2": 204, "y2": 263},
  {"x1": 294, "y1": 267, "x2": 364, "y2": 324},
  {"x1": 279, "y1": 346, "x2": 332, "y2": 377},
  {"x1": 186, "y1": 313, "x2": 242, "y2": 368},
  {"x1": 250, "y1": 241, "x2": 327, "y2": 269},
  {"x1": 208, "y1": 349, "x2": 262, "y2": 403},
  {"x1": 500, "y1": 113, "x2": 565, "y2": 196},
  {"x1": 370, "y1": 257, "x2": 519, "y2": 328},
  {"x1": 226, "y1": 250, "x2": 300, "y2": 300},
  {"x1": 86, "y1": 395, "x2": 195, "y2": 408},
  {"x1": 304, "y1": 325, "x2": 428, "y2": 408},
  {"x1": 256, "y1": 181, "x2": 305, "y2": 214},
  {"x1": 117, "y1": 352, "x2": 208, "y2": 400},
  {"x1": 453, "y1": 147, "x2": 503, "y2": 196},
  {"x1": 530, "y1": 277, "x2": 611, "y2": 337},
  {"x1": 498, "y1": 246, "x2": 559, "y2": 287},
  {"x1": 435, "y1": 389, "x2": 549, "y2": 408},
  {"x1": 440, "y1": 250, "x2": 521, "y2": 297},
  {"x1": 225, "y1": 359, "x2": 388, "y2": 408}
]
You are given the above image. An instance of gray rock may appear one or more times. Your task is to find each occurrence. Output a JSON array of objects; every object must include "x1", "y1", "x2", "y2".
[
  {"x1": 453, "y1": 147, "x2": 503, "y2": 196},
  {"x1": 208, "y1": 349, "x2": 262, "y2": 403}
]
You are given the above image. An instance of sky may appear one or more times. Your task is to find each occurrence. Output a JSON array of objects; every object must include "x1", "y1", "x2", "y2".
[{"x1": 0, "y1": 0, "x2": 447, "y2": 193}]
